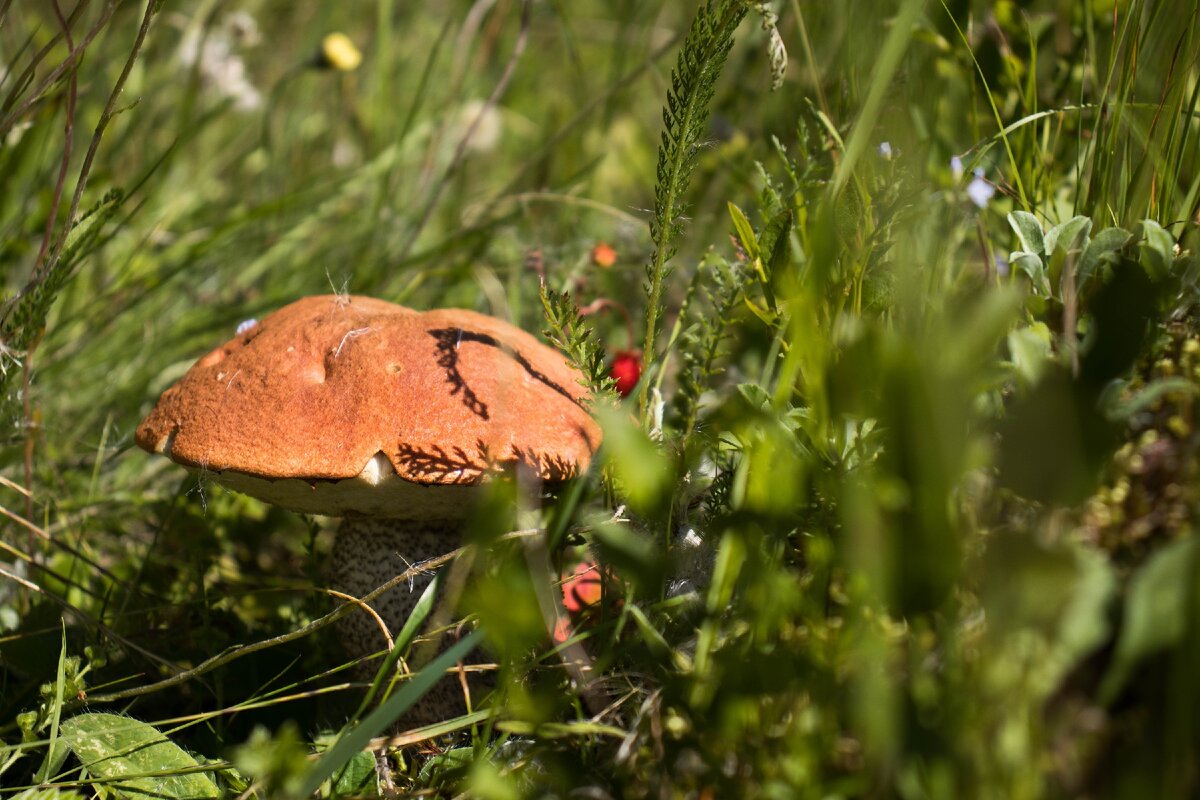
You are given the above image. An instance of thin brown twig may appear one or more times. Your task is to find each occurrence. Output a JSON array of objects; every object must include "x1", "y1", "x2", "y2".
[
  {"x1": 0, "y1": 527, "x2": 135, "y2": 611},
  {"x1": 0, "y1": 475, "x2": 32, "y2": 497},
  {"x1": 0, "y1": 564, "x2": 185, "y2": 674},
  {"x1": 0, "y1": 0, "x2": 108, "y2": 140},
  {"x1": 73, "y1": 529, "x2": 543, "y2": 708},
  {"x1": 0, "y1": 498, "x2": 175, "y2": 608},
  {"x1": 370, "y1": 710, "x2": 493, "y2": 752},
  {"x1": 325, "y1": 588, "x2": 395, "y2": 651},
  {"x1": 36, "y1": 0, "x2": 78, "y2": 271},
  {"x1": 1, "y1": 501, "x2": 48, "y2": 540},
  {"x1": 20, "y1": 0, "x2": 80, "y2": 551},
  {"x1": 44, "y1": 0, "x2": 157, "y2": 274}
]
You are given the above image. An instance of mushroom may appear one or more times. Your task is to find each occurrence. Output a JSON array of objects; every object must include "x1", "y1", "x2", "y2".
[{"x1": 135, "y1": 294, "x2": 601, "y2": 721}]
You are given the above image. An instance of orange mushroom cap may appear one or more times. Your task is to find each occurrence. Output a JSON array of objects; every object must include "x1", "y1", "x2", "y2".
[{"x1": 136, "y1": 295, "x2": 601, "y2": 518}]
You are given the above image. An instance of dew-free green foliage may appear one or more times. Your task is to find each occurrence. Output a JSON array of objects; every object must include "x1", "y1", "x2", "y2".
[
  {"x1": 2, "y1": 1, "x2": 1200, "y2": 798},
  {"x1": 641, "y1": 0, "x2": 747, "y2": 395}
]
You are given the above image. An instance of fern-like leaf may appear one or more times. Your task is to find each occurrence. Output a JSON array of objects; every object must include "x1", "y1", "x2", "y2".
[
  {"x1": 540, "y1": 282, "x2": 617, "y2": 401},
  {"x1": 641, "y1": 0, "x2": 748, "y2": 398}
]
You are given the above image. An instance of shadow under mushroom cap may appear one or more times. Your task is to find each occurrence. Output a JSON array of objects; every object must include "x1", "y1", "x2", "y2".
[{"x1": 136, "y1": 295, "x2": 602, "y2": 516}]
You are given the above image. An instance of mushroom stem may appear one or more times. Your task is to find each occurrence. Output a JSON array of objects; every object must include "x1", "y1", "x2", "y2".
[{"x1": 330, "y1": 516, "x2": 474, "y2": 723}]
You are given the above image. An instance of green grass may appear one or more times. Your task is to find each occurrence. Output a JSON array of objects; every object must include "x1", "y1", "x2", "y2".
[{"x1": 2, "y1": 0, "x2": 1200, "y2": 797}]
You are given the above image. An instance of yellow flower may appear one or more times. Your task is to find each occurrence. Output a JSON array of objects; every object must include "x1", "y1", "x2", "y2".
[{"x1": 318, "y1": 33, "x2": 362, "y2": 72}]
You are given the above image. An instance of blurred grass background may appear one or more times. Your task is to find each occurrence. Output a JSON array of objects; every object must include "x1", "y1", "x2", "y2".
[{"x1": 2, "y1": 0, "x2": 1200, "y2": 797}]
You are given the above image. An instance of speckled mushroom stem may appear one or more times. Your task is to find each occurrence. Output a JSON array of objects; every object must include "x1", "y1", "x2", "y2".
[{"x1": 329, "y1": 516, "x2": 476, "y2": 723}]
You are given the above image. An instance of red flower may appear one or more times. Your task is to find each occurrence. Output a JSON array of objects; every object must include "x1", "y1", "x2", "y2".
[{"x1": 610, "y1": 349, "x2": 641, "y2": 397}]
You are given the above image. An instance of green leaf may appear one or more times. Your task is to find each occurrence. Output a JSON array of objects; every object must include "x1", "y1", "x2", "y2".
[
  {"x1": 736, "y1": 382, "x2": 772, "y2": 410},
  {"x1": 595, "y1": 405, "x2": 673, "y2": 516},
  {"x1": 1008, "y1": 210, "x2": 1045, "y2": 257},
  {"x1": 1011, "y1": 252, "x2": 1051, "y2": 296},
  {"x1": 230, "y1": 723, "x2": 309, "y2": 798},
  {"x1": 642, "y1": 0, "x2": 748, "y2": 374},
  {"x1": 589, "y1": 519, "x2": 665, "y2": 592},
  {"x1": 1007, "y1": 323, "x2": 1052, "y2": 386},
  {"x1": 1137, "y1": 219, "x2": 1175, "y2": 282},
  {"x1": 942, "y1": 287, "x2": 1022, "y2": 373},
  {"x1": 300, "y1": 631, "x2": 482, "y2": 798},
  {"x1": 416, "y1": 745, "x2": 475, "y2": 784},
  {"x1": 1101, "y1": 535, "x2": 1199, "y2": 703},
  {"x1": 1043, "y1": 215, "x2": 1092, "y2": 259},
  {"x1": 1109, "y1": 377, "x2": 1198, "y2": 420},
  {"x1": 995, "y1": 367, "x2": 1117, "y2": 504},
  {"x1": 1056, "y1": 545, "x2": 1117, "y2": 673},
  {"x1": 34, "y1": 625, "x2": 68, "y2": 785},
  {"x1": 626, "y1": 603, "x2": 672, "y2": 662},
  {"x1": 59, "y1": 713, "x2": 219, "y2": 800},
  {"x1": 759, "y1": 209, "x2": 793, "y2": 276},
  {"x1": 332, "y1": 749, "x2": 377, "y2": 798},
  {"x1": 354, "y1": 573, "x2": 442, "y2": 719},
  {"x1": 1078, "y1": 226, "x2": 1131, "y2": 288},
  {"x1": 11, "y1": 790, "x2": 86, "y2": 800},
  {"x1": 727, "y1": 201, "x2": 760, "y2": 262},
  {"x1": 980, "y1": 536, "x2": 1115, "y2": 691}
]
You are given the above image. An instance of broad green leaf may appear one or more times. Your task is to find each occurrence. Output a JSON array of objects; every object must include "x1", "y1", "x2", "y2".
[
  {"x1": 759, "y1": 208, "x2": 792, "y2": 274},
  {"x1": 230, "y1": 723, "x2": 309, "y2": 798},
  {"x1": 332, "y1": 749, "x2": 377, "y2": 798},
  {"x1": 60, "y1": 713, "x2": 218, "y2": 800},
  {"x1": 595, "y1": 405, "x2": 672, "y2": 516},
  {"x1": 1007, "y1": 323, "x2": 1052, "y2": 386},
  {"x1": 1043, "y1": 215, "x2": 1092, "y2": 259},
  {"x1": 942, "y1": 286, "x2": 1022, "y2": 373},
  {"x1": 996, "y1": 367, "x2": 1117, "y2": 504},
  {"x1": 739, "y1": 416, "x2": 805, "y2": 516},
  {"x1": 980, "y1": 536, "x2": 1115, "y2": 692},
  {"x1": 1137, "y1": 219, "x2": 1175, "y2": 282},
  {"x1": 11, "y1": 790, "x2": 85, "y2": 800},
  {"x1": 1010, "y1": 252, "x2": 1051, "y2": 296},
  {"x1": 1078, "y1": 226, "x2": 1131, "y2": 288},
  {"x1": 736, "y1": 382, "x2": 773, "y2": 410},
  {"x1": 1101, "y1": 535, "x2": 1199, "y2": 702},
  {"x1": 416, "y1": 746, "x2": 475, "y2": 784},
  {"x1": 1055, "y1": 544, "x2": 1116, "y2": 682},
  {"x1": 1008, "y1": 210, "x2": 1045, "y2": 256}
]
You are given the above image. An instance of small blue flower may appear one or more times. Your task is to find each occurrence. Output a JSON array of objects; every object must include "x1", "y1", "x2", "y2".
[
  {"x1": 994, "y1": 254, "x2": 1010, "y2": 277},
  {"x1": 878, "y1": 141, "x2": 893, "y2": 159},
  {"x1": 236, "y1": 318, "x2": 258, "y2": 335},
  {"x1": 967, "y1": 169, "x2": 995, "y2": 208},
  {"x1": 950, "y1": 155, "x2": 964, "y2": 181}
]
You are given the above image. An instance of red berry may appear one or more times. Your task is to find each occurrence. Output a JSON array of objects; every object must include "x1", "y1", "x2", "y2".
[
  {"x1": 552, "y1": 615, "x2": 574, "y2": 644},
  {"x1": 610, "y1": 350, "x2": 641, "y2": 397},
  {"x1": 561, "y1": 560, "x2": 604, "y2": 613},
  {"x1": 591, "y1": 242, "x2": 618, "y2": 268}
]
